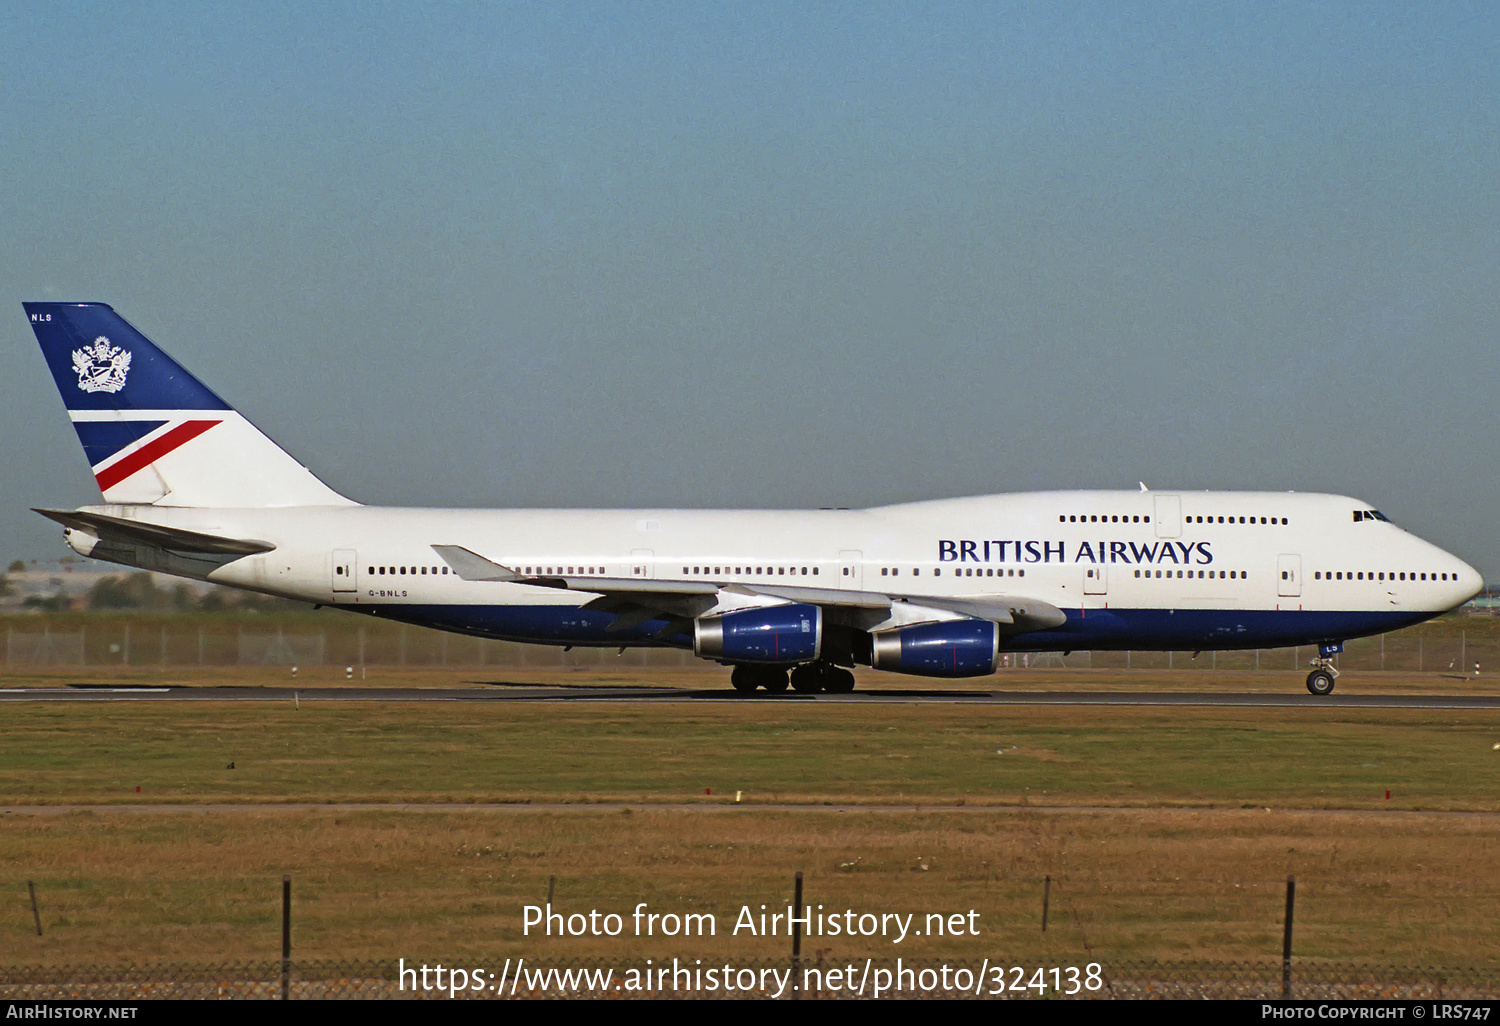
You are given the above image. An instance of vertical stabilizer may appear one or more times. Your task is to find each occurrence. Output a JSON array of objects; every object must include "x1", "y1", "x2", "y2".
[{"x1": 25, "y1": 302, "x2": 355, "y2": 508}]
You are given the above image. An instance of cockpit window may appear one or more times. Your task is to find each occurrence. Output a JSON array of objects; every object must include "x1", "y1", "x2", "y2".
[{"x1": 1352, "y1": 510, "x2": 1391, "y2": 523}]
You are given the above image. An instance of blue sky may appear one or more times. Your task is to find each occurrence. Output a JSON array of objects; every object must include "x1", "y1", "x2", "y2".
[{"x1": 2, "y1": 2, "x2": 1497, "y2": 573}]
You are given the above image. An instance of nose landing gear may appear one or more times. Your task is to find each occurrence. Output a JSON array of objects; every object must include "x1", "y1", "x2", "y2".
[{"x1": 1306, "y1": 641, "x2": 1343, "y2": 696}]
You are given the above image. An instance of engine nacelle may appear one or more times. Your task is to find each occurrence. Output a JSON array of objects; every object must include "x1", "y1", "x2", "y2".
[
  {"x1": 695, "y1": 603, "x2": 822, "y2": 664},
  {"x1": 870, "y1": 619, "x2": 999, "y2": 677}
]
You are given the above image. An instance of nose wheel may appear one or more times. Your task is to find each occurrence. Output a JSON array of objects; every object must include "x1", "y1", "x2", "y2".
[
  {"x1": 1306, "y1": 643, "x2": 1342, "y2": 695},
  {"x1": 1305, "y1": 667, "x2": 1337, "y2": 695}
]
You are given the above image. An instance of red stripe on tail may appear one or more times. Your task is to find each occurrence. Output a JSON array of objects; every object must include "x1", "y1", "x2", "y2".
[{"x1": 94, "y1": 420, "x2": 221, "y2": 492}]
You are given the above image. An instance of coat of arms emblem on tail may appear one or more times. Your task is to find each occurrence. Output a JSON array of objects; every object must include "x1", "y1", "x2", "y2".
[{"x1": 72, "y1": 336, "x2": 132, "y2": 393}]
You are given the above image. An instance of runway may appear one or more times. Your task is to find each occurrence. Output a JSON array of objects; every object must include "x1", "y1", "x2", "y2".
[{"x1": 2, "y1": 683, "x2": 1498, "y2": 709}]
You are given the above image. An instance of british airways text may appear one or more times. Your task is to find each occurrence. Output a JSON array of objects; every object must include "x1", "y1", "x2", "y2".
[{"x1": 937, "y1": 540, "x2": 1214, "y2": 565}]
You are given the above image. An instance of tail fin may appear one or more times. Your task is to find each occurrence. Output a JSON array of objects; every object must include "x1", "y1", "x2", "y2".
[{"x1": 25, "y1": 302, "x2": 355, "y2": 508}]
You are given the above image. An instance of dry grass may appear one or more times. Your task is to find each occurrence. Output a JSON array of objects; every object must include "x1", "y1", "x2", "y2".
[
  {"x1": 3, "y1": 686, "x2": 1499, "y2": 969},
  {"x1": 3, "y1": 807, "x2": 1497, "y2": 966},
  {"x1": 2, "y1": 701, "x2": 1499, "y2": 810}
]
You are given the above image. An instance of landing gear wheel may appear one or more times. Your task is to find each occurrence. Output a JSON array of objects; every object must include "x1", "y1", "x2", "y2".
[
  {"x1": 1306, "y1": 669, "x2": 1336, "y2": 696},
  {"x1": 730, "y1": 666, "x2": 759, "y2": 694},
  {"x1": 790, "y1": 665, "x2": 825, "y2": 693},
  {"x1": 825, "y1": 668, "x2": 856, "y2": 693},
  {"x1": 761, "y1": 668, "x2": 790, "y2": 693}
]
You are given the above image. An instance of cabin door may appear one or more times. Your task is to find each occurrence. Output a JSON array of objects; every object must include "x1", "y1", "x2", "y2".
[
  {"x1": 333, "y1": 549, "x2": 357, "y2": 592},
  {"x1": 839, "y1": 550, "x2": 864, "y2": 590},
  {"x1": 1084, "y1": 565, "x2": 1108, "y2": 595},
  {"x1": 1277, "y1": 554, "x2": 1302, "y2": 597}
]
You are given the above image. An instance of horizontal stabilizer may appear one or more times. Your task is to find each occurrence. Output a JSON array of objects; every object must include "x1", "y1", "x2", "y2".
[{"x1": 33, "y1": 508, "x2": 274, "y2": 556}]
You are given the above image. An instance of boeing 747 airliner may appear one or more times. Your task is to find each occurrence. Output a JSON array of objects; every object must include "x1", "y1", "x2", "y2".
[{"x1": 24, "y1": 303, "x2": 1482, "y2": 694}]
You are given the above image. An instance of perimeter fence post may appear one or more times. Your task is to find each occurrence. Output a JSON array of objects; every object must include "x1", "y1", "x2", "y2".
[
  {"x1": 1281, "y1": 875, "x2": 1295, "y2": 998},
  {"x1": 1041, "y1": 875, "x2": 1051, "y2": 932},
  {"x1": 28, "y1": 881, "x2": 42, "y2": 936},
  {"x1": 791, "y1": 871, "x2": 803, "y2": 998},
  {"x1": 282, "y1": 875, "x2": 291, "y2": 1000}
]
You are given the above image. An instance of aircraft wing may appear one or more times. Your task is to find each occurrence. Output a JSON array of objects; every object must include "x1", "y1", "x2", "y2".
[
  {"x1": 431, "y1": 545, "x2": 1065, "y2": 632},
  {"x1": 34, "y1": 508, "x2": 276, "y2": 556}
]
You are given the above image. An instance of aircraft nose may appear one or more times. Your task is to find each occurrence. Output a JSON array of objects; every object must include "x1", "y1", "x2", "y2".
[
  {"x1": 1456, "y1": 557, "x2": 1485, "y2": 605},
  {"x1": 1436, "y1": 544, "x2": 1487, "y2": 608}
]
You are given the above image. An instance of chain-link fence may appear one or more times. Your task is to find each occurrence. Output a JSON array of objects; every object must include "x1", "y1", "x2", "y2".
[
  {"x1": 3, "y1": 616, "x2": 1496, "y2": 673},
  {"x1": 2, "y1": 958, "x2": 1497, "y2": 1000}
]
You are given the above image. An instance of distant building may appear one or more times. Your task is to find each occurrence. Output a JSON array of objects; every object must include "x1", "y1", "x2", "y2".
[{"x1": 0, "y1": 557, "x2": 216, "y2": 612}]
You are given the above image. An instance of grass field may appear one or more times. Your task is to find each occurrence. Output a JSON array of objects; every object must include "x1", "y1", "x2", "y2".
[{"x1": 4, "y1": 688, "x2": 1500, "y2": 967}]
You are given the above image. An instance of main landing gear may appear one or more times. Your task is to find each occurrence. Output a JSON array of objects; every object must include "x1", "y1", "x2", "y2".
[
  {"x1": 1306, "y1": 641, "x2": 1343, "y2": 696},
  {"x1": 731, "y1": 662, "x2": 855, "y2": 694}
]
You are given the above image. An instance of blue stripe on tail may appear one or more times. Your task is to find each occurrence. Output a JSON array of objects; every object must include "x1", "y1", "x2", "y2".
[{"x1": 71, "y1": 420, "x2": 167, "y2": 465}]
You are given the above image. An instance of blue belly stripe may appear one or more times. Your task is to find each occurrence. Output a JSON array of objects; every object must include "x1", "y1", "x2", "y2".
[{"x1": 355, "y1": 604, "x2": 1430, "y2": 653}]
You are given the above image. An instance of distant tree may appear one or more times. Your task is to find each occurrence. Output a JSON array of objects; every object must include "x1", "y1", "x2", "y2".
[
  {"x1": 88, "y1": 572, "x2": 167, "y2": 611},
  {"x1": 8, "y1": 559, "x2": 25, "y2": 573}
]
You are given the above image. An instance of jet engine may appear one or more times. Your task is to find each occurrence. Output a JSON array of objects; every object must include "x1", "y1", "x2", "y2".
[
  {"x1": 870, "y1": 619, "x2": 999, "y2": 677},
  {"x1": 694, "y1": 603, "x2": 822, "y2": 663}
]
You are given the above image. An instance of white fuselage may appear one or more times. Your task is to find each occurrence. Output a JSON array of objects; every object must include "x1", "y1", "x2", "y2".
[{"x1": 67, "y1": 489, "x2": 1480, "y2": 654}]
